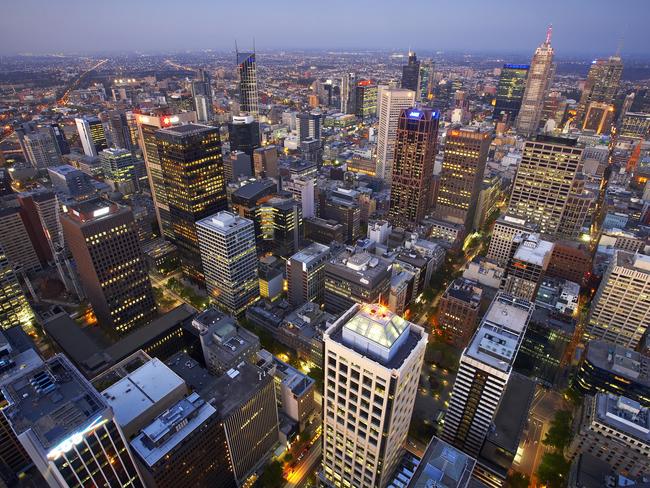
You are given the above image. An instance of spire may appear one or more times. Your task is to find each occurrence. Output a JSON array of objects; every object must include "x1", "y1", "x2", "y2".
[{"x1": 545, "y1": 24, "x2": 553, "y2": 45}]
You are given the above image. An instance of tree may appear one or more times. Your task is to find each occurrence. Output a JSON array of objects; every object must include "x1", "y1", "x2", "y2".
[
  {"x1": 255, "y1": 460, "x2": 284, "y2": 488},
  {"x1": 543, "y1": 410, "x2": 573, "y2": 452},
  {"x1": 537, "y1": 452, "x2": 570, "y2": 488},
  {"x1": 506, "y1": 472, "x2": 530, "y2": 488}
]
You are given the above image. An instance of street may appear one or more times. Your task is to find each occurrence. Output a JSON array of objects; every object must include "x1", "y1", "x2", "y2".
[{"x1": 513, "y1": 387, "x2": 567, "y2": 486}]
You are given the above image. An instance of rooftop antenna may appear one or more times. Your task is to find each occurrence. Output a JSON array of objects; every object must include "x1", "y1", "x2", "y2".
[
  {"x1": 615, "y1": 35, "x2": 624, "y2": 57},
  {"x1": 235, "y1": 39, "x2": 239, "y2": 56},
  {"x1": 253, "y1": 38, "x2": 256, "y2": 54},
  {"x1": 545, "y1": 24, "x2": 553, "y2": 45}
]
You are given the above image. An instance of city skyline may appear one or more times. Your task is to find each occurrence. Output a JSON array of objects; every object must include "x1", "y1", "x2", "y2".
[{"x1": 1, "y1": 0, "x2": 648, "y2": 56}]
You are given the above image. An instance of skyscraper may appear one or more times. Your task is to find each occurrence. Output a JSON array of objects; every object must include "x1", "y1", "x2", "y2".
[
  {"x1": 576, "y1": 56, "x2": 623, "y2": 121},
  {"x1": 321, "y1": 303, "x2": 427, "y2": 488},
  {"x1": 3, "y1": 355, "x2": 145, "y2": 487},
  {"x1": 61, "y1": 199, "x2": 156, "y2": 336},
  {"x1": 99, "y1": 148, "x2": 137, "y2": 193},
  {"x1": 355, "y1": 80, "x2": 378, "y2": 119},
  {"x1": 228, "y1": 115, "x2": 261, "y2": 158},
  {"x1": 155, "y1": 123, "x2": 227, "y2": 282},
  {"x1": 388, "y1": 108, "x2": 440, "y2": 227},
  {"x1": 22, "y1": 128, "x2": 62, "y2": 168},
  {"x1": 75, "y1": 116, "x2": 108, "y2": 157},
  {"x1": 297, "y1": 111, "x2": 322, "y2": 142},
  {"x1": 401, "y1": 50, "x2": 420, "y2": 92},
  {"x1": 253, "y1": 145, "x2": 278, "y2": 178},
  {"x1": 237, "y1": 50, "x2": 259, "y2": 117},
  {"x1": 191, "y1": 68, "x2": 214, "y2": 123},
  {"x1": 0, "y1": 246, "x2": 35, "y2": 333},
  {"x1": 434, "y1": 126, "x2": 492, "y2": 232},
  {"x1": 340, "y1": 72, "x2": 356, "y2": 114},
  {"x1": 376, "y1": 88, "x2": 416, "y2": 181},
  {"x1": 136, "y1": 110, "x2": 197, "y2": 239},
  {"x1": 287, "y1": 242, "x2": 330, "y2": 307},
  {"x1": 585, "y1": 251, "x2": 650, "y2": 349},
  {"x1": 493, "y1": 64, "x2": 529, "y2": 124},
  {"x1": 196, "y1": 212, "x2": 259, "y2": 316},
  {"x1": 108, "y1": 110, "x2": 134, "y2": 151},
  {"x1": 516, "y1": 27, "x2": 555, "y2": 136},
  {"x1": 418, "y1": 58, "x2": 435, "y2": 103},
  {"x1": 442, "y1": 293, "x2": 534, "y2": 457},
  {"x1": 507, "y1": 135, "x2": 584, "y2": 235}
]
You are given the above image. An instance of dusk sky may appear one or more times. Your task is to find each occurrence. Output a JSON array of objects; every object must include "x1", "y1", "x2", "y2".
[{"x1": 2, "y1": 0, "x2": 649, "y2": 56}]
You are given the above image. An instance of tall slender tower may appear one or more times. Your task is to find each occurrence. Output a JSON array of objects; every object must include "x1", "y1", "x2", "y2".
[
  {"x1": 155, "y1": 124, "x2": 227, "y2": 283},
  {"x1": 340, "y1": 72, "x2": 356, "y2": 114},
  {"x1": 516, "y1": 27, "x2": 555, "y2": 136},
  {"x1": 442, "y1": 293, "x2": 534, "y2": 457},
  {"x1": 192, "y1": 68, "x2": 214, "y2": 123},
  {"x1": 237, "y1": 49, "x2": 259, "y2": 118},
  {"x1": 493, "y1": 64, "x2": 529, "y2": 124},
  {"x1": 401, "y1": 50, "x2": 420, "y2": 92},
  {"x1": 388, "y1": 108, "x2": 439, "y2": 228},
  {"x1": 376, "y1": 88, "x2": 416, "y2": 180},
  {"x1": 434, "y1": 126, "x2": 492, "y2": 232},
  {"x1": 576, "y1": 56, "x2": 623, "y2": 121}
]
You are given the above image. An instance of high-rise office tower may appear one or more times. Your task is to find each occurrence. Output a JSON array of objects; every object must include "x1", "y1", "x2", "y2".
[
  {"x1": 287, "y1": 242, "x2": 330, "y2": 307},
  {"x1": 434, "y1": 127, "x2": 492, "y2": 232},
  {"x1": 75, "y1": 116, "x2": 108, "y2": 157},
  {"x1": 388, "y1": 108, "x2": 439, "y2": 228},
  {"x1": 401, "y1": 50, "x2": 421, "y2": 92},
  {"x1": 228, "y1": 115, "x2": 261, "y2": 158},
  {"x1": 253, "y1": 145, "x2": 279, "y2": 178},
  {"x1": 50, "y1": 123, "x2": 70, "y2": 155},
  {"x1": 17, "y1": 189, "x2": 63, "y2": 264},
  {"x1": 48, "y1": 164, "x2": 96, "y2": 200},
  {"x1": 130, "y1": 392, "x2": 237, "y2": 488},
  {"x1": 516, "y1": 27, "x2": 555, "y2": 136},
  {"x1": 196, "y1": 212, "x2": 259, "y2": 316},
  {"x1": 493, "y1": 64, "x2": 529, "y2": 124},
  {"x1": 442, "y1": 293, "x2": 534, "y2": 457},
  {"x1": 376, "y1": 88, "x2": 416, "y2": 181},
  {"x1": 507, "y1": 135, "x2": 584, "y2": 235},
  {"x1": 257, "y1": 196, "x2": 303, "y2": 257},
  {"x1": 576, "y1": 56, "x2": 623, "y2": 121},
  {"x1": 136, "y1": 110, "x2": 197, "y2": 240},
  {"x1": 355, "y1": 80, "x2": 378, "y2": 119},
  {"x1": 99, "y1": 148, "x2": 137, "y2": 193},
  {"x1": 22, "y1": 128, "x2": 62, "y2": 169},
  {"x1": 108, "y1": 110, "x2": 134, "y2": 151},
  {"x1": 340, "y1": 72, "x2": 356, "y2": 114},
  {"x1": 582, "y1": 102, "x2": 615, "y2": 134},
  {"x1": 585, "y1": 251, "x2": 650, "y2": 349},
  {"x1": 324, "y1": 250, "x2": 392, "y2": 315},
  {"x1": 297, "y1": 111, "x2": 322, "y2": 142},
  {"x1": 486, "y1": 215, "x2": 539, "y2": 266},
  {"x1": 321, "y1": 303, "x2": 427, "y2": 488},
  {"x1": 418, "y1": 59, "x2": 435, "y2": 102},
  {"x1": 283, "y1": 174, "x2": 315, "y2": 218},
  {"x1": 191, "y1": 68, "x2": 214, "y2": 123},
  {"x1": 155, "y1": 123, "x2": 227, "y2": 282},
  {"x1": 61, "y1": 199, "x2": 156, "y2": 336},
  {"x1": 2, "y1": 355, "x2": 145, "y2": 487},
  {"x1": 0, "y1": 246, "x2": 35, "y2": 332},
  {"x1": 0, "y1": 205, "x2": 41, "y2": 273},
  {"x1": 237, "y1": 50, "x2": 259, "y2": 117},
  {"x1": 502, "y1": 233, "x2": 554, "y2": 301},
  {"x1": 437, "y1": 278, "x2": 482, "y2": 349}
]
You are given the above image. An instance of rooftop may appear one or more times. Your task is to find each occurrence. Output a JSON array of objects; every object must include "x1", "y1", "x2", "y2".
[
  {"x1": 596, "y1": 393, "x2": 650, "y2": 441},
  {"x1": 327, "y1": 250, "x2": 392, "y2": 287},
  {"x1": 130, "y1": 392, "x2": 216, "y2": 467},
  {"x1": 465, "y1": 293, "x2": 533, "y2": 372},
  {"x1": 444, "y1": 278, "x2": 482, "y2": 307},
  {"x1": 3, "y1": 355, "x2": 107, "y2": 451},
  {"x1": 156, "y1": 122, "x2": 215, "y2": 137},
  {"x1": 208, "y1": 362, "x2": 271, "y2": 419},
  {"x1": 513, "y1": 234, "x2": 554, "y2": 266},
  {"x1": 585, "y1": 341, "x2": 648, "y2": 386},
  {"x1": 290, "y1": 242, "x2": 330, "y2": 265},
  {"x1": 327, "y1": 304, "x2": 426, "y2": 369},
  {"x1": 408, "y1": 436, "x2": 476, "y2": 488},
  {"x1": 197, "y1": 211, "x2": 253, "y2": 234},
  {"x1": 101, "y1": 358, "x2": 186, "y2": 431},
  {"x1": 256, "y1": 350, "x2": 314, "y2": 397}
]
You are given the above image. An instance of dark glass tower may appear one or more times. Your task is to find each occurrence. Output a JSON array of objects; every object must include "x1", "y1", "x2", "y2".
[
  {"x1": 401, "y1": 51, "x2": 420, "y2": 92},
  {"x1": 493, "y1": 64, "x2": 529, "y2": 124},
  {"x1": 155, "y1": 124, "x2": 227, "y2": 284},
  {"x1": 237, "y1": 51, "x2": 259, "y2": 117},
  {"x1": 388, "y1": 108, "x2": 440, "y2": 227}
]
